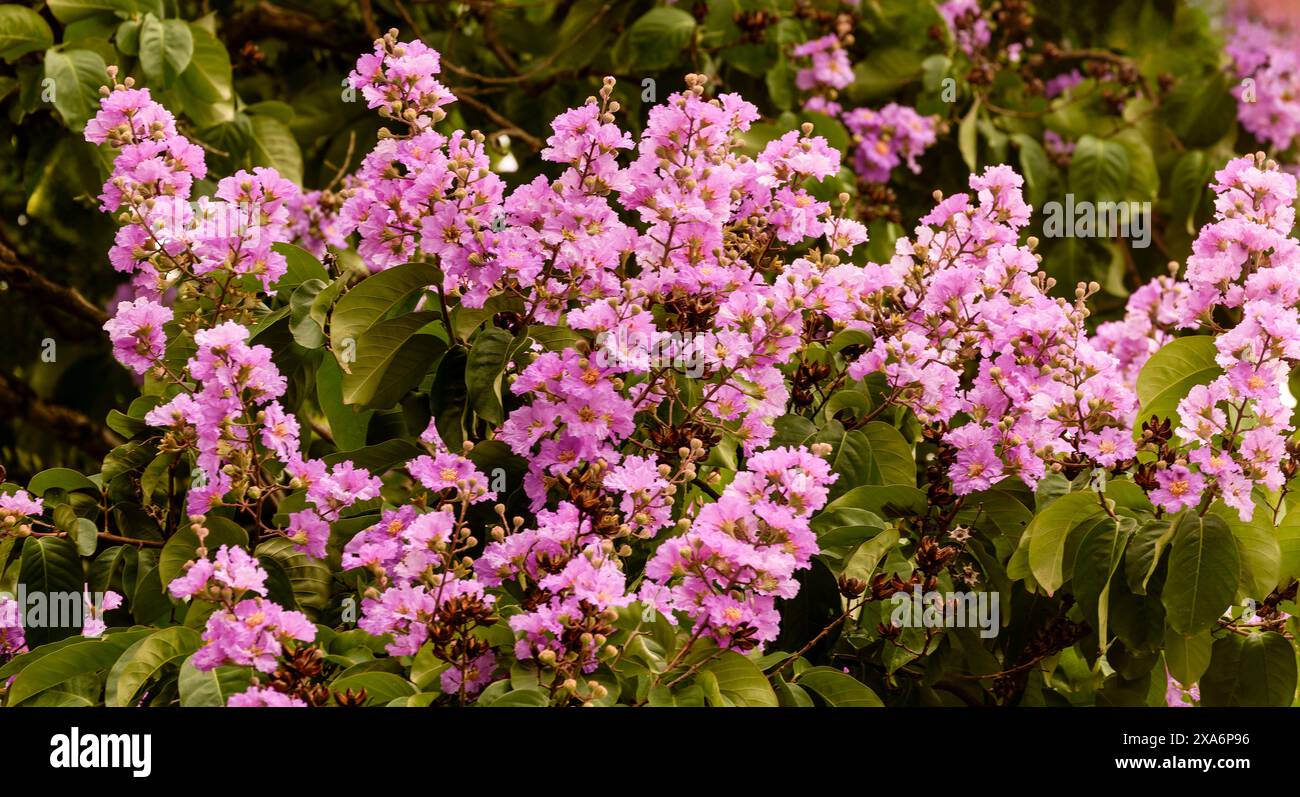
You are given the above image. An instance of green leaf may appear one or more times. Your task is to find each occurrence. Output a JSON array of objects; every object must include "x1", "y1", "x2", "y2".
[
  {"x1": 18, "y1": 536, "x2": 84, "y2": 646},
  {"x1": 1163, "y1": 627, "x2": 1212, "y2": 685},
  {"x1": 1069, "y1": 134, "x2": 1130, "y2": 204},
  {"x1": 138, "y1": 14, "x2": 193, "y2": 87},
  {"x1": 795, "y1": 667, "x2": 883, "y2": 706},
  {"x1": 697, "y1": 651, "x2": 778, "y2": 707},
  {"x1": 43, "y1": 48, "x2": 108, "y2": 131},
  {"x1": 841, "y1": 527, "x2": 899, "y2": 584},
  {"x1": 341, "y1": 312, "x2": 445, "y2": 408},
  {"x1": 1162, "y1": 72, "x2": 1236, "y2": 148},
  {"x1": 329, "y1": 672, "x2": 416, "y2": 705},
  {"x1": 6, "y1": 630, "x2": 151, "y2": 705},
  {"x1": 321, "y1": 438, "x2": 418, "y2": 474},
  {"x1": 847, "y1": 47, "x2": 924, "y2": 102},
  {"x1": 46, "y1": 0, "x2": 134, "y2": 24},
  {"x1": 857, "y1": 422, "x2": 915, "y2": 486},
  {"x1": 1214, "y1": 506, "x2": 1282, "y2": 599},
  {"x1": 102, "y1": 440, "x2": 156, "y2": 482},
  {"x1": 105, "y1": 626, "x2": 200, "y2": 706},
  {"x1": 116, "y1": 19, "x2": 140, "y2": 56},
  {"x1": 625, "y1": 6, "x2": 696, "y2": 71},
  {"x1": 958, "y1": 98, "x2": 979, "y2": 172},
  {"x1": 1113, "y1": 128, "x2": 1158, "y2": 202},
  {"x1": 329, "y1": 262, "x2": 439, "y2": 357},
  {"x1": 248, "y1": 114, "x2": 303, "y2": 185},
  {"x1": 1013, "y1": 133, "x2": 1051, "y2": 208},
  {"x1": 1277, "y1": 514, "x2": 1300, "y2": 585},
  {"x1": 315, "y1": 355, "x2": 372, "y2": 450},
  {"x1": 0, "y1": 6, "x2": 54, "y2": 61},
  {"x1": 89, "y1": 545, "x2": 130, "y2": 596},
  {"x1": 273, "y1": 242, "x2": 328, "y2": 293},
  {"x1": 1169, "y1": 150, "x2": 1212, "y2": 232},
  {"x1": 177, "y1": 658, "x2": 252, "y2": 706},
  {"x1": 1025, "y1": 491, "x2": 1106, "y2": 595},
  {"x1": 1134, "y1": 335, "x2": 1219, "y2": 436},
  {"x1": 822, "y1": 484, "x2": 928, "y2": 519},
  {"x1": 1125, "y1": 516, "x2": 1174, "y2": 595},
  {"x1": 764, "y1": 59, "x2": 796, "y2": 112},
  {"x1": 73, "y1": 518, "x2": 99, "y2": 557},
  {"x1": 26, "y1": 467, "x2": 98, "y2": 496},
  {"x1": 1199, "y1": 632, "x2": 1297, "y2": 707},
  {"x1": 490, "y1": 688, "x2": 549, "y2": 707},
  {"x1": 464, "y1": 327, "x2": 516, "y2": 425},
  {"x1": 1072, "y1": 513, "x2": 1131, "y2": 647},
  {"x1": 289, "y1": 279, "x2": 327, "y2": 348},
  {"x1": 255, "y1": 537, "x2": 331, "y2": 616},
  {"x1": 1162, "y1": 511, "x2": 1239, "y2": 635},
  {"x1": 157, "y1": 515, "x2": 249, "y2": 589},
  {"x1": 178, "y1": 23, "x2": 232, "y2": 103},
  {"x1": 106, "y1": 408, "x2": 149, "y2": 438}
]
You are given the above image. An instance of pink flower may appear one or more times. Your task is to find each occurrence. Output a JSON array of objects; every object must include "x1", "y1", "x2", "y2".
[
  {"x1": 0, "y1": 490, "x2": 43, "y2": 518},
  {"x1": 1151, "y1": 465, "x2": 1206, "y2": 513},
  {"x1": 227, "y1": 685, "x2": 308, "y2": 707},
  {"x1": 104, "y1": 297, "x2": 173, "y2": 375}
]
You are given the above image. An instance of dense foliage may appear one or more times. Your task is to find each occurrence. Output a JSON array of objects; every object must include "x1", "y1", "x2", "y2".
[{"x1": 1, "y1": 0, "x2": 1298, "y2": 708}]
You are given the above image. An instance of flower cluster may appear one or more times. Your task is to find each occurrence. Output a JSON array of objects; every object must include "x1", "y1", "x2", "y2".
[
  {"x1": 89, "y1": 76, "x2": 300, "y2": 301},
  {"x1": 168, "y1": 541, "x2": 315, "y2": 683},
  {"x1": 842, "y1": 103, "x2": 940, "y2": 183},
  {"x1": 1226, "y1": 16, "x2": 1300, "y2": 152},
  {"x1": 0, "y1": 490, "x2": 43, "y2": 523},
  {"x1": 80, "y1": 589, "x2": 123, "y2": 639},
  {"x1": 641, "y1": 447, "x2": 837, "y2": 650},
  {"x1": 793, "y1": 34, "x2": 855, "y2": 115},
  {"x1": 1154, "y1": 154, "x2": 1300, "y2": 519},
  {"x1": 1093, "y1": 271, "x2": 1187, "y2": 388},
  {"x1": 350, "y1": 34, "x2": 455, "y2": 129},
  {"x1": 832, "y1": 165, "x2": 1138, "y2": 493},
  {"x1": 940, "y1": 0, "x2": 992, "y2": 58},
  {"x1": 0, "y1": 594, "x2": 24, "y2": 663},
  {"x1": 790, "y1": 32, "x2": 938, "y2": 184}
]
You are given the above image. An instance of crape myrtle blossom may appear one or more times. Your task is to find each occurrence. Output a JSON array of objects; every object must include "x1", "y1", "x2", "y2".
[
  {"x1": 80, "y1": 589, "x2": 124, "y2": 639},
  {"x1": 88, "y1": 73, "x2": 297, "y2": 299},
  {"x1": 227, "y1": 685, "x2": 308, "y2": 707},
  {"x1": 1153, "y1": 154, "x2": 1300, "y2": 520},
  {"x1": 641, "y1": 446, "x2": 837, "y2": 650},
  {"x1": 83, "y1": 29, "x2": 1291, "y2": 707},
  {"x1": 832, "y1": 165, "x2": 1138, "y2": 495},
  {"x1": 1226, "y1": 16, "x2": 1300, "y2": 151},
  {"x1": 1093, "y1": 272, "x2": 1187, "y2": 388},
  {"x1": 102, "y1": 297, "x2": 173, "y2": 375},
  {"x1": 939, "y1": 0, "x2": 992, "y2": 57},
  {"x1": 1165, "y1": 672, "x2": 1200, "y2": 707},
  {"x1": 0, "y1": 489, "x2": 43, "y2": 521},
  {"x1": 842, "y1": 104, "x2": 940, "y2": 183},
  {"x1": 787, "y1": 30, "x2": 938, "y2": 184},
  {"x1": 792, "y1": 34, "x2": 854, "y2": 115},
  {"x1": 0, "y1": 594, "x2": 25, "y2": 662},
  {"x1": 165, "y1": 536, "x2": 316, "y2": 700}
]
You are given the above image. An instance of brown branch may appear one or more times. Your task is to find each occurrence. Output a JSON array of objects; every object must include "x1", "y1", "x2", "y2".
[
  {"x1": 0, "y1": 241, "x2": 107, "y2": 328},
  {"x1": 454, "y1": 92, "x2": 544, "y2": 151},
  {"x1": 0, "y1": 370, "x2": 121, "y2": 458},
  {"x1": 440, "y1": 3, "x2": 612, "y2": 85},
  {"x1": 224, "y1": 2, "x2": 369, "y2": 51},
  {"x1": 359, "y1": 0, "x2": 382, "y2": 41}
]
